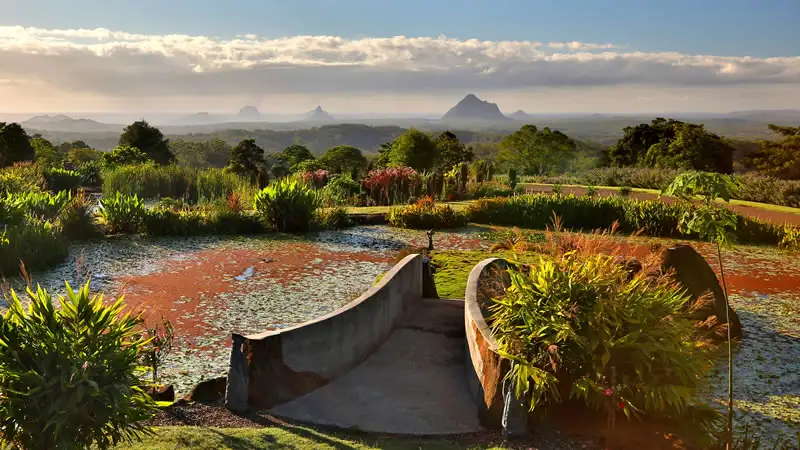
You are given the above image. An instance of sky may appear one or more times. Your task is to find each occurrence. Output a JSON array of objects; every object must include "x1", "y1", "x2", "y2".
[{"x1": 1, "y1": 0, "x2": 799, "y2": 116}]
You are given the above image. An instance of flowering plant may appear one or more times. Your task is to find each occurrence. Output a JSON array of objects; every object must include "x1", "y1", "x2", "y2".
[{"x1": 140, "y1": 317, "x2": 174, "y2": 383}]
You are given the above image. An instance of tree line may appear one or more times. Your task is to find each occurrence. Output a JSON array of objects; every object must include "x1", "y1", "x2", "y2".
[{"x1": 2, "y1": 117, "x2": 799, "y2": 181}]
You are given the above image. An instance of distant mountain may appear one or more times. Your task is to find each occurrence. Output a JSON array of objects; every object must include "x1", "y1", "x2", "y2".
[
  {"x1": 237, "y1": 106, "x2": 261, "y2": 120},
  {"x1": 25, "y1": 114, "x2": 78, "y2": 124},
  {"x1": 304, "y1": 105, "x2": 334, "y2": 121},
  {"x1": 442, "y1": 94, "x2": 510, "y2": 121},
  {"x1": 22, "y1": 115, "x2": 120, "y2": 133},
  {"x1": 509, "y1": 110, "x2": 532, "y2": 121}
]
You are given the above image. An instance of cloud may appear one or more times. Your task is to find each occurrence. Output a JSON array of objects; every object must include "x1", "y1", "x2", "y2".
[{"x1": 0, "y1": 26, "x2": 798, "y2": 106}]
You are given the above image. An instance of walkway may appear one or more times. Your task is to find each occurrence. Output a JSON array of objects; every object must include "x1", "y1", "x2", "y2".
[{"x1": 269, "y1": 298, "x2": 484, "y2": 435}]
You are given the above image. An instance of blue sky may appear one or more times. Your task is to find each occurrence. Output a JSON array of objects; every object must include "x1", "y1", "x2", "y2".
[
  {"x1": 1, "y1": 0, "x2": 799, "y2": 114},
  {"x1": 4, "y1": 0, "x2": 798, "y2": 57}
]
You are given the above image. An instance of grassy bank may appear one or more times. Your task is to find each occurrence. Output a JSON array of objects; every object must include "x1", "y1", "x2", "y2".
[{"x1": 114, "y1": 426, "x2": 505, "y2": 450}]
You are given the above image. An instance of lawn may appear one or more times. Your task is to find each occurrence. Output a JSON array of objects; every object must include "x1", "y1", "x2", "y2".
[{"x1": 114, "y1": 426, "x2": 506, "y2": 450}]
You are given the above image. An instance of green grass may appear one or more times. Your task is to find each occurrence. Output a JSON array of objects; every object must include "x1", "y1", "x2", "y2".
[
  {"x1": 114, "y1": 426, "x2": 507, "y2": 450},
  {"x1": 520, "y1": 183, "x2": 800, "y2": 216},
  {"x1": 430, "y1": 249, "x2": 541, "y2": 299}
]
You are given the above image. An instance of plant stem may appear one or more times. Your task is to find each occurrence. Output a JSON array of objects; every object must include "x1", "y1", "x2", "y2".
[{"x1": 717, "y1": 243, "x2": 734, "y2": 449}]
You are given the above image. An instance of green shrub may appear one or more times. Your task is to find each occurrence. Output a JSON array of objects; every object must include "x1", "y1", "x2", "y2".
[
  {"x1": 254, "y1": 179, "x2": 318, "y2": 232},
  {"x1": 101, "y1": 145, "x2": 151, "y2": 170},
  {"x1": 466, "y1": 194, "x2": 782, "y2": 245},
  {"x1": 56, "y1": 191, "x2": 100, "y2": 240},
  {"x1": 490, "y1": 253, "x2": 715, "y2": 423},
  {"x1": 207, "y1": 208, "x2": 265, "y2": 235},
  {"x1": 9, "y1": 190, "x2": 72, "y2": 220},
  {"x1": 319, "y1": 173, "x2": 361, "y2": 206},
  {"x1": 75, "y1": 161, "x2": 102, "y2": 187},
  {"x1": 468, "y1": 181, "x2": 514, "y2": 199},
  {"x1": 585, "y1": 185, "x2": 598, "y2": 197},
  {"x1": 0, "y1": 163, "x2": 45, "y2": 194},
  {"x1": 508, "y1": 168, "x2": 518, "y2": 190},
  {"x1": 388, "y1": 197, "x2": 468, "y2": 229},
  {"x1": 0, "y1": 282, "x2": 156, "y2": 449},
  {"x1": 0, "y1": 220, "x2": 68, "y2": 274},
  {"x1": 314, "y1": 206, "x2": 352, "y2": 230},
  {"x1": 551, "y1": 183, "x2": 564, "y2": 195},
  {"x1": 98, "y1": 192, "x2": 146, "y2": 234},
  {"x1": 618, "y1": 186, "x2": 632, "y2": 197},
  {"x1": 103, "y1": 165, "x2": 255, "y2": 204},
  {"x1": 44, "y1": 167, "x2": 83, "y2": 192}
]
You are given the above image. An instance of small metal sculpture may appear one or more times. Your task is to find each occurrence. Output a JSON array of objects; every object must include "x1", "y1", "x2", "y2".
[{"x1": 426, "y1": 229, "x2": 436, "y2": 251}]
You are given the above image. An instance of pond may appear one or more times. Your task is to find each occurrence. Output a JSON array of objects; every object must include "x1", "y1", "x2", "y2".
[
  {"x1": 2, "y1": 226, "x2": 797, "y2": 442},
  {"x1": 5, "y1": 226, "x2": 492, "y2": 395}
]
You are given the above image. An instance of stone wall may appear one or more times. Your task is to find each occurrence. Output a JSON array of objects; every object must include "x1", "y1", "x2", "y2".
[
  {"x1": 225, "y1": 253, "x2": 423, "y2": 410},
  {"x1": 464, "y1": 257, "x2": 512, "y2": 429}
]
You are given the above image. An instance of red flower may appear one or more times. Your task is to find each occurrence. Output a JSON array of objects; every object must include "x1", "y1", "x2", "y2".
[
  {"x1": 603, "y1": 388, "x2": 613, "y2": 397},
  {"x1": 618, "y1": 401, "x2": 625, "y2": 409}
]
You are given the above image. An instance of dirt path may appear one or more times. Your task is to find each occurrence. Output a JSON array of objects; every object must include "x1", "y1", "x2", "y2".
[{"x1": 522, "y1": 184, "x2": 800, "y2": 226}]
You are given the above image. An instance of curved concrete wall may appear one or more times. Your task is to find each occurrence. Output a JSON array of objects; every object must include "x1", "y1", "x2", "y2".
[
  {"x1": 464, "y1": 257, "x2": 513, "y2": 429},
  {"x1": 225, "y1": 253, "x2": 423, "y2": 410}
]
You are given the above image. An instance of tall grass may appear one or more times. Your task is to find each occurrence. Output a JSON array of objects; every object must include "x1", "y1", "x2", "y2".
[{"x1": 102, "y1": 165, "x2": 256, "y2": 204}]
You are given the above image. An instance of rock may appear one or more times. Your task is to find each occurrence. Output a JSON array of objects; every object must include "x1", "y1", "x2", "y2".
[
  {"x1": 146, "y1": 384, "x2": 175, "y2": 402},
  {"x1": 441, "y1": 94, "x2": 510, "y2": 122},
  {"x1": 184, "y1": 376, "x2": 227, "y2": 403},
  {"x1": 659, "y1": 245, "x2": 742, "y2": 339}
]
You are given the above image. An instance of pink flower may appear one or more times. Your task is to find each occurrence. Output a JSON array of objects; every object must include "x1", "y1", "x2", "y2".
[{"x1": 603, "y1": 388, "x2": 613, "y2": 397}]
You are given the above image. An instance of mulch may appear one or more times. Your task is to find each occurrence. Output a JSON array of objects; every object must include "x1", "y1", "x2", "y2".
[{"x1": 523, "y1": 185, "x2": 800, "y2": 226}]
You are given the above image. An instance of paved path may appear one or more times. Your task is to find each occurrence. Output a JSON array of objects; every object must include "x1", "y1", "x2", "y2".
[{"x1": 269, "y1": 298, "x2": 484, "y2": 435}]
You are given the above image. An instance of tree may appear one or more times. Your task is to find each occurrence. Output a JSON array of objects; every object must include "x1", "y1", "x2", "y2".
[
  {"x1": 389, "y1": 128, "x2": 438, "y2": 171},
  {"x1": 119, "y1": 120, "x2": 174, "y2": 165},
  {"x1": 644, "y1": 123, "x2": 733, "y2": 173},
  {"x1": 66, "y1": 147, "x2": 103, "y2": 166},
  {"x1": 434, "y1": 131, "x2": 474, "y2": 171},
  {"x1": 320, "y1": 145, "x2": 367, "y2": 177},
  {"x1": 606, "y1": 118, "x2": 681, "y2": 167},
  {"x1": 31, "y1": 137, "x2": 64, "y2": 168},
  {"x1": 293, "y1": 159, "x2": 328, "y2": 173},
  {"x1": 58, "y1": 140, "x2": 90, "y2": 153},
  {"x1": 607, "y1": 118, "x2": 733, "y2": 173},
  {"x1": 227, "y1": 139, "x2": 266, "y2": 183},
  {"x1": 169, "y1": 138, "x2": 231, "y2": 168},
  {"x1": 498, "y1": 125, "x2": 576, "y2": 175},
  {"x1": 101, "y1": 145, "x2": 152, "y2": 169},
  {"x1": 280, "y1": 144, "x2": 315, "y2": 171},
  {"x1": 369, "y1": 141, "x2": 395, "y2": 170},
  {"x1": 663, "y1": 171, "x2": 741, "y2": 449},
  {"x1": 0, "y1": 122, "x2": 35, "y2": 167},
  {"x1": 740, "y1": 124, "x2": 800, "y2": 179}
]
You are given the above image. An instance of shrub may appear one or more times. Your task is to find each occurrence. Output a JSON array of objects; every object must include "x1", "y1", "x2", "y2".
[
  {"x1": 469, "y1": 159, "x2": 494, "y2": 183},
  {"x1": 585, "y1": 185, "x2": 598, "y2": 197},
  {"x1": 362, "y1": 166, "x2": 431, "y2": 206},
  {"x1": 7, "y1": 190, "x2": 72, "y2": 220},
  {"x1": 0, "y1": 162, "x2": 45, "y2": 194},
  {"x1": 98, "y1": 192, "x2": 146, "y2": 234},
  {"x1": 57, "y1": 190, "x2": 100, "y2": 240},
  {"x1": 551, "y1": 183, "x2": 564, "y2": 195},
  {"x1": 508, "y1": 168, "x2": 518, "y2": 190},
  {"x1": 101, "y1": 145, "x2": 151, "y2": 169},
  {"x1": 489, "y1": 253, "x2": 715, "y2": 421},
  {"x1": 44, "y1": 167, "x2": 83, "y2": 192},
  {"x1": 139, "y1": 317, "x2": 174, "y2": 383},
  {"x1": 388, "y1": 196, "x2": 468, "y2": 229},
  {"x1": 319, "y1": 173, "x2": 361, "y2": 206},
  {"x1": 254, "y1": 179, "x2": 318, "y2": 232},
  {"x1": 0, "y1": 282, "x2": 156, "y2": 449},
  {"x1": 75, "y1": 161, "x2": 102, "y2": 187},
  {"x1": 465, "y1": 194, "x2": 783, "y2": 245},
  {"x1": 0, "y1": 220, "x2": 67, "y2": 274},
  {"x1": 618, "y1": 186, "x2": 632, "y2": 197},
  {"x1": 314, "y1": 206, "x2": 352, "y2": 230},
  {"x1": 468, "y1": 181, "x2": 514, "y2": 199},
  {"x1": 103, "y1": 165, "x2": 255, "y2": 204}
]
